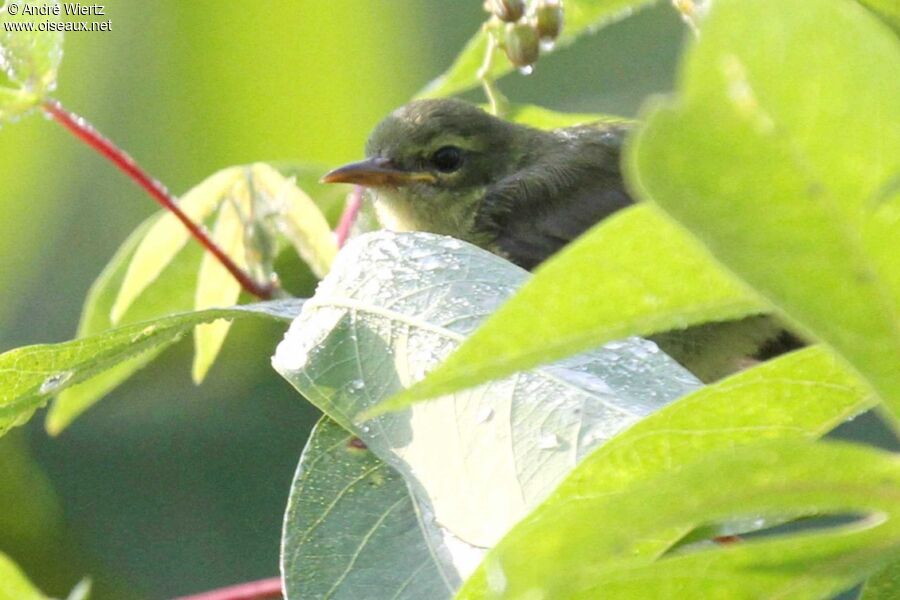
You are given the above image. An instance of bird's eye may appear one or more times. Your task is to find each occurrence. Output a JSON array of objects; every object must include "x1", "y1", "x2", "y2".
[{"x1": 430, "y1": 146, "x2": 464, "y2": 173}]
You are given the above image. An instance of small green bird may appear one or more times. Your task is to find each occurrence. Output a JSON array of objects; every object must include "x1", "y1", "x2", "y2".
[{"x1": 323, "y1": 98, "x2": 796, "y2": 381}]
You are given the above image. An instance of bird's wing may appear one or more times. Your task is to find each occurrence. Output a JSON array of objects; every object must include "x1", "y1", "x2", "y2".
[{"x1": 477, "y1": 126, "x2": 633, "y2": 270}]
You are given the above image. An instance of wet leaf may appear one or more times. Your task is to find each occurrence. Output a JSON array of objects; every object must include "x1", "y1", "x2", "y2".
[
  {"x1": 459, "y1": 346, "x2": 878, "y2": 596},
  {"x1": 0, "y1": 0, "x2": 63, "y2": 122},
  {"x1": 389, "y1": 205, "x2": 763, "y2": 409},
  {"x1": 282, "y1": 417, "x2": 450, "y2": 600},
  {"x1": 274, "y1": 231, "x2": 699, "y2": 581}
]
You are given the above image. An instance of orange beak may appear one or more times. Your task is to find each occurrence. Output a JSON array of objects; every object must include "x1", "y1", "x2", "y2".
[{"x1": 321, "y1": 157, "x2": 437, "y2": 187}]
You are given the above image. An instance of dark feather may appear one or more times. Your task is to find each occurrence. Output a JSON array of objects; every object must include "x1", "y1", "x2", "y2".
[{"x1": 476, "y1": 124, "x2": 633, "y2": 270}]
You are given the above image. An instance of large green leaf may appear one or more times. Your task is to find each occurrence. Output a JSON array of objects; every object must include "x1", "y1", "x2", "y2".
[
  {"x1": 419, "y1": 0, "x2": 664, "y2": 99},
  {"x1": 274, "y1": 231, "x2": 700, "y2": 584},
  {"x1": 458, "y1": 345, "x2": 877, "y2": 596},
  {"x1": 629, "y1": 0, "x2": 900, "y2": 418},
  {"x1": 282, "y1": 417, "x2": 450, "y2": 600},
  {"x1": 0, "y1": 0, "x2": 63, "y2": 122},
  {"x1": 0, "y1": 300, "x2": 302, "y2": 437},
  {"x1": 386, "y1": 204, "x2": 764, "y2": 409},
  {"x1": 457, "y1": 440, "x2": 900, "y2": 599}
]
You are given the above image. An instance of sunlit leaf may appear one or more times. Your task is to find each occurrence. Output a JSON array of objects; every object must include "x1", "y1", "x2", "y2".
[
  {"x1": 458, "y1": 346, "x2": 877, "y2": 596},
  {"x1": 388, "y1": 204, "x2": 764, "y2": 410},
  {"x1": 0, "y1": 300, "x2": 302, "y2": 437},
  {"x1": 0, "y1": 552, "x2": 48, "y2": 600},
  {"x1": 629, "y1": 0, "x2": 900, "y2": 418},
  {"x1": 110, "y1": 167, "x2": 243, "y2": 324},
  {"x1": 0, "y1": 0, "x2": 63, "y2": 122},
  {"x1": 282, "y1": 417, "x2": 450, "y2": 600},
  {"x1": 192, "y1": 189, "x2": 249, "y2": 383},
  {"x1": 419, "y1": 0, "x2": 663, "y2": 99},
  {"x1": 457, "y1": 441, "x2": 900, "y2": 599},
  {"x1": 252, "y1": 162, "x2": 337, "y2": 279},
  {"x1": 274, "y1": 231, "x2": 699, "y2": 581}
]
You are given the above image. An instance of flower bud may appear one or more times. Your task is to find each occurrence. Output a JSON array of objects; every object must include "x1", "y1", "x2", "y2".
[
  {"x1": 535, "y1": 0, "x2": 564, "y2": 41},
  {"x1": 504, "y1": 22, "x2": 540, "y2": 68},
  {"x1": 487, "y1": 0, "x2": 525, "y2": 23}
]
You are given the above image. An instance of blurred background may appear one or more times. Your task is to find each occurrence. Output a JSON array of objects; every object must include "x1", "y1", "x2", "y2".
[{"x1": 0, "y1": 1, "x2": 687, "y2": 598}]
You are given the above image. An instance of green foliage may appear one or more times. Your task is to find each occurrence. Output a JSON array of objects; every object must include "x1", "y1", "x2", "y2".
[
  {"x1": 0, "y1": 1, "x2": 62, "y2": 122},
  {"x1": 458, "y1": 346, "x2": 877, "y2": 596},
  {"x1": 629, "y1": 0, "x2": 900, "y2": 421},
  {"x1": 384, "y1": 204, "x2": 764, "y2": 411},
  {"x1": 0, "y1": 552, "x2": 48, "y2": 600},
  {"x1": 459, "y1": 440, "x2": 900, "y2": 599},
  {"x1": 47, "y1": 216, "x2": 201, "y2": 434},
  {"x1": 1, "y1": 0, "x2": 897, "y2": 597},
  {"x1": 863, "y1": 559, "x2": 900, "y2": 599},
  {"x1": 274, "y1": 231, "x2": 698, "y2": 584},
  {"x1": 0, "y1": 300, "x2": 301, "y2": 436},
  {"x1": 107, "y1": 164, "x2": 335, "y2": 384},
  {"x1": 282, "y1": 417, "x2": 449, "y2": 600}
]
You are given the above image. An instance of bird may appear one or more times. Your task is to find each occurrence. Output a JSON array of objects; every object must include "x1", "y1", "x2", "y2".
[{"x1": 322, "y1": 98, "x2": 798, "y2": 381}]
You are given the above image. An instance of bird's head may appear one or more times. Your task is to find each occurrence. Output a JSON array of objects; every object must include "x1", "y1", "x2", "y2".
[{"x1": 322, "y1": 99, "x2": 532, "y2": 238}]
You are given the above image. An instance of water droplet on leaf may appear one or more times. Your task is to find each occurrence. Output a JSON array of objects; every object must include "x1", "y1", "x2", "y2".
[{"x1": 39, "y1": 370, "x2": 73, "y2": 394}]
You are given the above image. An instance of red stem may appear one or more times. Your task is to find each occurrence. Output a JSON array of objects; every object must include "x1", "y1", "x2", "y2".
[
  {"x1": 334, "y1": 185, "x2": 364, "y2": 248},
  {"x1": 42, "y1": 99, "x2": 274, "y2": 299},
  {"x1": 171, "y1": 577, "x2": 283, "y2": 600}
]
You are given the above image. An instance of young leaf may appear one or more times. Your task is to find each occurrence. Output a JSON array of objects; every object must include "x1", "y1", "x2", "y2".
[
  {"x1": 387, "y1": 204, "x2": 764, "y2": 409},
  {"x1": 110, "y1": 167, "x2": 244, "y2": 324},
  {"x1": 0, "y1": 0, "x2": 63, "y2": 122},
  {"x1": 273, "y1": 231, "x2": 700, "y2": 579},
  {"x1": 0, "y1": 552, "x2": 48, "y2": 600},
  {"x1": 252, "y1": 163, "x2": 337, "y2": 279},
  {"x1": 458, "y1": 345, "x2": 877, "y2": 595},
  {"x1": 628, "y1": 0, "x2": 900, "y2": 418},
  {"x1": 457, "y1": 440, "x2": 900, "y2": 599},
  {"x1": 419, "y1": 0, "x2": 663, "y2": 99},
  {"x1": 282, "y1": 417, "x2": 452, "y2": 600},
  {"x1": 192, "y1": 188, "x2": 249, "y2": 383},
  {"x1": 0, "y1": 300, "x2": 302, "y2": 437}
]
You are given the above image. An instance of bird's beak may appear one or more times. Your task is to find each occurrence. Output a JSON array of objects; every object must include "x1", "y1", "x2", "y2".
[{"x1": 321, "y1": 157, "x2": 436, "y2": 187}]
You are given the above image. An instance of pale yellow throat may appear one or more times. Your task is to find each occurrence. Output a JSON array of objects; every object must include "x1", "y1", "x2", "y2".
[{"x1": 371, "y1": 187, "x2": 492, "y2": 248}]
